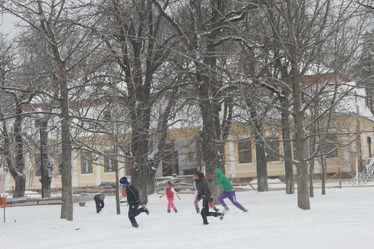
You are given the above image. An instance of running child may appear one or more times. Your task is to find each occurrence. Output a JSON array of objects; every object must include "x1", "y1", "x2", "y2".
[
  {"x1": 193, "y1": 174, "x2": 219, "y2": 213},
  {"x1": 119, "y1": 177, "x2": 149, "y2": 228},
  {"x1": 194, "y1": 171, "x2": 224, "y2": 225},
  {"x1": 213, "y1": 168, "x2": 247, "y2": 212},
  {"x1": 94, "y1": 193, "x2": 105, "y2": 213},
  {"x1": 160, "y1": 181, "x2": 181, "y2": 213}
]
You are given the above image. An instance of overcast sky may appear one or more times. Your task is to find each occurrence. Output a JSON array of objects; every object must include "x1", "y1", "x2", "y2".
[{"x1": 0, "y1": 13, "x2": 20, "y2": 38}]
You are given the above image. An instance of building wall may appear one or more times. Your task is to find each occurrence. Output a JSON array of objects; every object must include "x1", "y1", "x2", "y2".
[
  {"x1": 4, "y1": 149, "x2": 127, "y2": 191},
  {"x1": 4, "y1": 116, "x2": 374, "y2": 191}
]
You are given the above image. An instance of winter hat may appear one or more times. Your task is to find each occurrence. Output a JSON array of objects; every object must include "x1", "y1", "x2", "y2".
[
  {"x1": 214, "y1": 168, "x2": 223, "y2": 176},
  {"x1": 119, "y1": 177, "x2": 129, "y2": 185},
  {"x1": 193, "y1": 171, "x2": 205, "y2": 178}
]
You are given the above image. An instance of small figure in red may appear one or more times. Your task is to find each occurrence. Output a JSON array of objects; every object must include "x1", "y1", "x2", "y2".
[{"x1": 160, "y1": 181, "x2": 181, "y2": 213}]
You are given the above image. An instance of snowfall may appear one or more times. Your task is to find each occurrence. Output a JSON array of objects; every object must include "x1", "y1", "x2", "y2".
[{"x1": 1, "y1": 187, "x2": 374, "y2": 249}]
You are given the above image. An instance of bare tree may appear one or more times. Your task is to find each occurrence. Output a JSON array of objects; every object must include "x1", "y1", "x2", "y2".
[
  {"x1": 155, "y1": 0, "x2": 256, "y2": 177},
  {"x1": 0, "y1": 35, "x2": 38, "y2": 198},
  {"x1": 0, "y1": 0, "x2": 101, "y2": 220},
  {"x1": 94, "y1": 0, "x2": 182, "y2": 203},
  {"x1": 260, "y1": 0, "x2": 369, "y2": 208}
]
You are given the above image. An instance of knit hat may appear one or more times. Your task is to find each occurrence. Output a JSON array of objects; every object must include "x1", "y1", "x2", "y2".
[{"x1": 119, "y1": 177, "x2": 129, "y2": 185}]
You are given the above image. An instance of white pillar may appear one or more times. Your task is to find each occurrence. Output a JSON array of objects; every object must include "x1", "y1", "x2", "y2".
[
  {"x1": 229, "y1": 141, "x2": 236, "y2": 178},
  {"x1": 72, "y1": 156, "x2": 79, "y2": 187},
  {"x1": 96, "y1": 161, "x2": 101, "y2": 186}
]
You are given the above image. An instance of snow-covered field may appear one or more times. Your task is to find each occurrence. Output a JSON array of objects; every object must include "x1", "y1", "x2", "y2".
[{"x1": 1, "y1": 187, "x2": 374, "y2": 249}]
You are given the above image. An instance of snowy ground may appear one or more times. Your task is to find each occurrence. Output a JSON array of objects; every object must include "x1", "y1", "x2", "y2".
[{"x1": 1, "y1": 188, "x2": 374, "y2": 249}]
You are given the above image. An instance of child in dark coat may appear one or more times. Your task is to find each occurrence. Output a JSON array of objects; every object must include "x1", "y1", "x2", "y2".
[
  {"x1": 193, "y1": 171, "x2": 224, "y2": 225},
  {"x1": 119, "y1": 177, "x2": 149, "y2": 228},
  {"x1": 94, "y1": 193, "x2": 105, "y2": 213},
  {"x1": 193, "y1": 177, "x2": 219, "y2": 213}
]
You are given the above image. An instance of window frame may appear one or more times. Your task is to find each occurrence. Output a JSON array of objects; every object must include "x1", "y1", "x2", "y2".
[
  {"x1": 322, "y1": 134, "x2": 339, "y2": 158},
  {"x1": 237, "y1": 139, "x2": 252, "y2": 164},
  {"x1": 265, "y1": 137, "x2": 280, "y2": 162},
  {"x1": 104, "y1": 151, "x2": 116, "y2": 173},
  {"x1": 81, "y1": 151, "x2": 93, "y2": 174}
]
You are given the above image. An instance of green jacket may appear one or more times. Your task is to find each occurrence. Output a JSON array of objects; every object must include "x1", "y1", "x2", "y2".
[{"x1": 213, "y1": 168, "x2": 233, "y2": 192}]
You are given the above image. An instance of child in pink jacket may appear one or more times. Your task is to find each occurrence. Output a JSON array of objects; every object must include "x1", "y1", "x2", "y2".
[{"x1": 160, "y1": 181, "x2": 180, "y2": 213}]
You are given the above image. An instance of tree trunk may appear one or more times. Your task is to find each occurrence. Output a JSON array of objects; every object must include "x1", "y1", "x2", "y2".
[
  {"x1": 292, "y1": 70, "x2": 310, "y2": 210},
  {"x1": 147, "y1": 90, "x2": 177, "y2": 195},
  {"x1": 308, "y1": 120, "x2": 317, "y2": 198},
  {"x1": 146, "y1": 161, "x2": 156, "y2": 195},
  {"x1": 114, "y1": 141, "x2": 120, "y2": 215},
  {"x1": 131, "y1": 131, "x2": 149, "y2": 205},
  {"x1": 321, "y1": 155, "x2": 326, "y2": 195},
  {"x1": 309, "y1": 159, "x2": 315, "y2": 198},
  {"x1": 294, "y1": 113, "x2": 310, "y2": 209},
  {"x1": 287, "y1": 0, "x2": 310, "y2": 207},
  {"x1": 40, "y1": 118, "x2": 52, "y2": 198},
  {"x1": 197, "y1": 65, "x2": 226, "y2": 178},
  {"x1": 0, "y1": 109, "x2": 22, "y2": 197},
  {"x1": 114, "y1": 158, "x2": 121, "y2": 215},
  {"x1": 296, "y1": 164, "x2": 310, "y2": 208},
  {"x1": 246, "y1": 45, "x2": 268, "y2": 192},
  {"x1": 196, "y1": 0, "x2": 227, "y2": 179},
  {"x1": 199, "y1": 95, "x2": 226, "y2": 178},
  {"x1": 13, "y1": 104, "x2": 25, "y2": 198},
  {"x1": 59, "y1": 64, "x2": 73, "y2": 221},
  {"x1": 255, "y1": 138, "x2": 268, "y2": 192},
  {"x1": 12, "y1": 174, "x2": 25, "y2": 198},
  {"x1": 252, "y1": 116, "x2": 268, "y2": 192},
  {"x1": 129, "y1": 93, "x2": 151, "y2": 204},
  {"x1": 280, "y1": 93, "x2": 294, "y2": 194}
]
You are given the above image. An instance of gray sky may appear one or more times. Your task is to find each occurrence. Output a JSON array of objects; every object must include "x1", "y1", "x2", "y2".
[{"x1": 0, "y1": 13, "x2": 20, "y2": 38}]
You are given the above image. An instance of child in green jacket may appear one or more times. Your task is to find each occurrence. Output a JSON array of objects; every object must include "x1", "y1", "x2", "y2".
[{"x1": 213, "y1": 168, "x2": 247, "y2": 212}]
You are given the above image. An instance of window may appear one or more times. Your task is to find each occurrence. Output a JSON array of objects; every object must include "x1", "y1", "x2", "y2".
[
  {"x1": 104, "y1": 151, "x2": 116, "y2": 172},
  {"x1": 49, "y1": 153, "x2": 62, "y2": 175},
  {"x1": 368, "y1": 137, "x2": 372, "y2": 158},
  {"x1": 322, "y1": 134, "x2": 338, "y2": 158},
  {"x1": 187, "y1": 151, "x2": 196, "y2": 161},
  {"x1": 81, "y1": 151, "x2": 93, "y2": 174},
  {"x1": 265, "y1": 137, "x2": 280, "y2": 161},
  {"x1": 238, "y1": 139, "x2": 252, "y2": 164}
]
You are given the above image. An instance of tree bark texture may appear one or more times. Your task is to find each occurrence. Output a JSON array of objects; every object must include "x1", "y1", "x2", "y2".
[
  {"x1": 12, "y1": 104, "x2": 26, "y2": 198},
  {"x1": 280, "y1": 94, "x2": 294, "y2": 194},
  {"x1": 40, "y1": 118, "x2": 52, "y2": 198},
  {"x1": 59, "y1": 64, "x2": 73, "y2": 221}
]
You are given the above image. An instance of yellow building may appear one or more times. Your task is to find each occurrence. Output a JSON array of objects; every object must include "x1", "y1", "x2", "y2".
[{"x1": 3, "y1": 113, "x2": 373, "y2": 192}]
